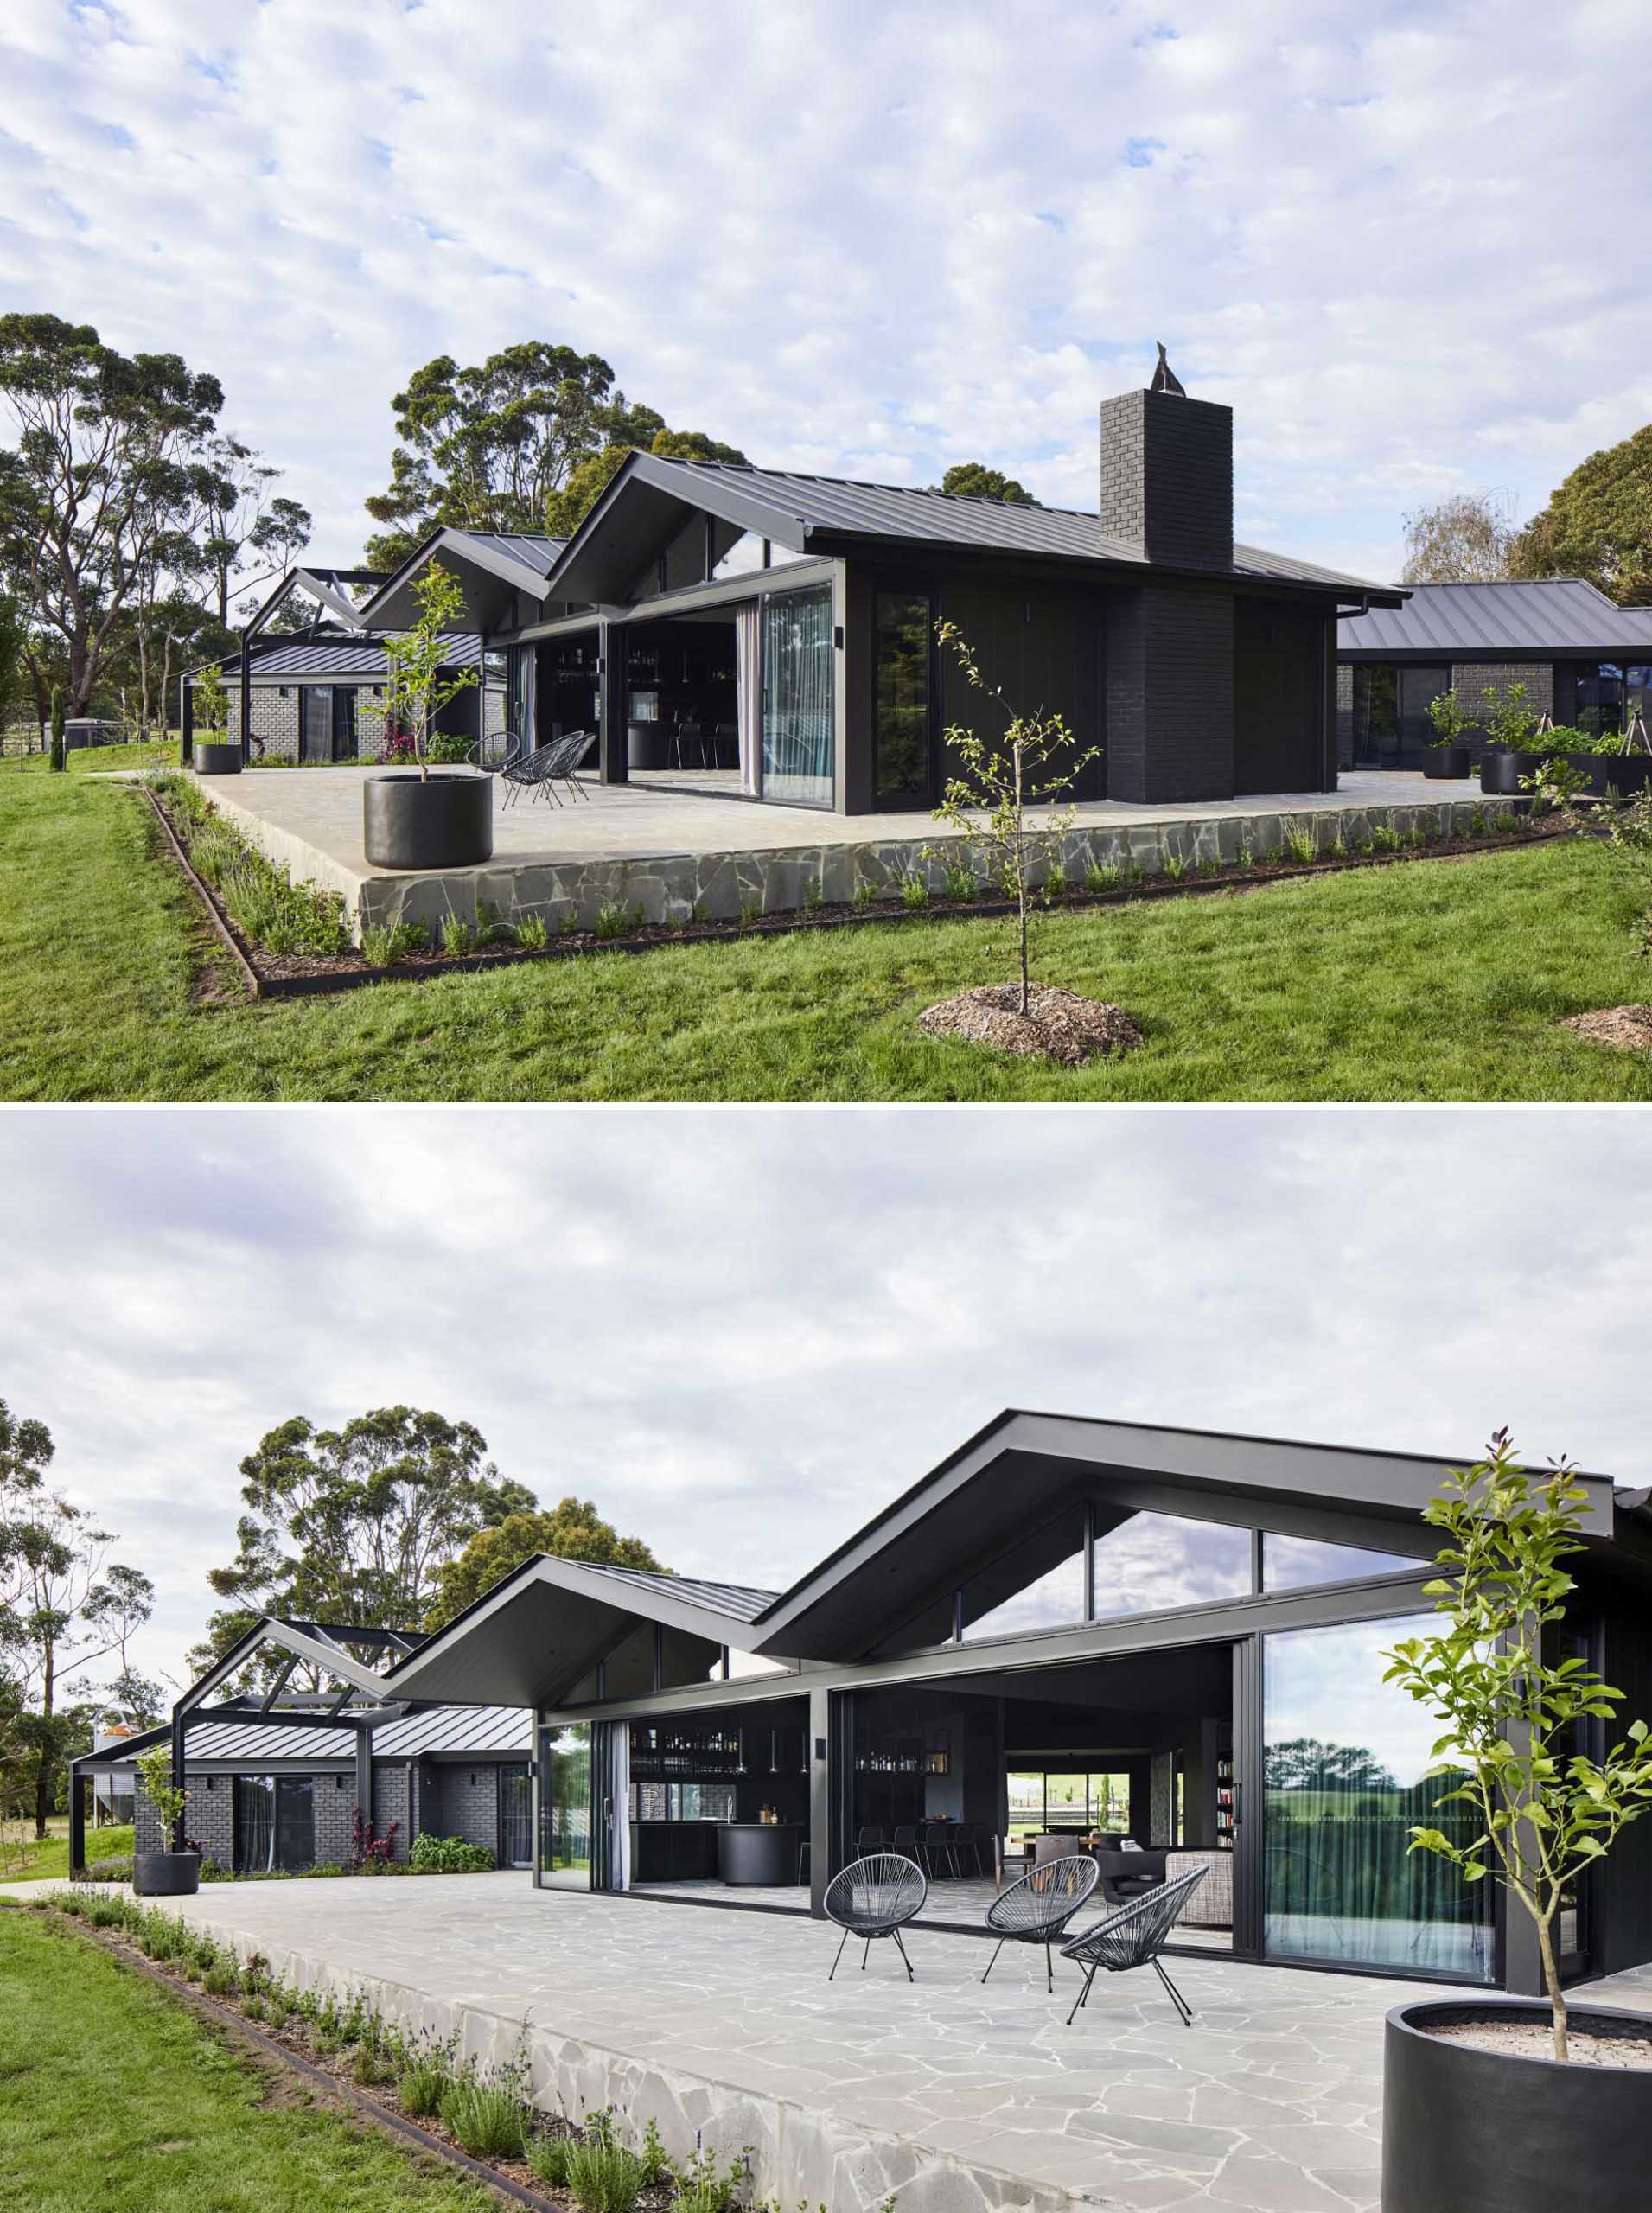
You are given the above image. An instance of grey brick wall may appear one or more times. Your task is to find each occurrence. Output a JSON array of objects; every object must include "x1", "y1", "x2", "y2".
[
  {"x1": 424, "y1": 1762, "x2": 501, "y2": 1861},
  {"x1": 1107, "y1": 583, "x2": 1234, "y2": 801},
  {"x1": 371, "y1": 1763, "x2": 413, "y2": 1863},
  {"x1": 1452, "y1": 660, "x2": 1553, "y2": 731},
  {"x1": 1101, "y1": 389, "x2": 1234, "y2": 570},
  {"x1": 314, "y1": 1774, "x2": 356, "y2": 1866},
  {"x1": 224, "y1": 685, "x2": 389, "y2": 765},
  {"x1": 134, "y1": 1771, "x2": 233, "y2": 1867}
]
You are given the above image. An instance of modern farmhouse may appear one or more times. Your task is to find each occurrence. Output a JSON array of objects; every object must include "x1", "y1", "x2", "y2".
[
  {"x1": 355, "y1": 359, "x2": 1403, "y2": 813},
  {"x1": 88, "y1": 1413, "x2": 1652, "y2": 1999}
]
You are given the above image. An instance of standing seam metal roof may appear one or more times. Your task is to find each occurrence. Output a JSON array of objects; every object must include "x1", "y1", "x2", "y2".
[
  {"x1": 650, "y1": 461, "x2": 1393, "y2": 596},
  {"x1": 1338, "y1": 579, "x2": 1652, "y2": 655},
  {"x1": 95, "y1": 1705, "x2": 532, "y2": 1767},
  {"x1": 577, "y1": 1562, "x2": 779, "y2": 1624}
]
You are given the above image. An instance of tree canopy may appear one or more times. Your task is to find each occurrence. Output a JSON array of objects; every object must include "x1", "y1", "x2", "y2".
[
  {"x1": 1509, "y1": 423, "x2": 1652, "y2": 604},
  {"x1": 194, "y1": 1407, "x2": 536, "y2": 1680},
  {"x1": 425, "y1": 1498, "x2": 666, "y2": 1631},
  {"x1": 363, "y1": 340, "x2": 745, "y2": 568},
  {"x1": 1399, "y1": 491, "x2": 1515, "y2": 584},
  {"x1": 937, "y1": 462, "x2": 1036, "y2": 506}
]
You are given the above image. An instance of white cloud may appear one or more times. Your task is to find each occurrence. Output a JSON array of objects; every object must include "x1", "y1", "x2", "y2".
[
  {"x1": 3, "y1": 0, "x2": 1649, "y2": 585},
  {"x1": 2, "y1": 1106, "x2": 1649, "y2": 1689}
]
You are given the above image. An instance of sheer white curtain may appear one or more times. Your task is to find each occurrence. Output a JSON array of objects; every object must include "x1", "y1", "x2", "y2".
[{"x1": 735, "y1": 603, "x2": 762, "y2": 795}]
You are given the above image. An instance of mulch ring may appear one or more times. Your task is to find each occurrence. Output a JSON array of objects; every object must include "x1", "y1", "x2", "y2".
[
  {"x1": 918, "y1": 981, "x2": 1144, "y2": 1066},
  {"x1": 1561, "y1": 1004, "x2": 1652, "y2": 1055}
]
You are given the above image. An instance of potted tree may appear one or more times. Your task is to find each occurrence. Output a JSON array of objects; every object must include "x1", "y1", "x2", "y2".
[
  {"x1": 362, "y1": 562, "x2": 488, "y2": 868},
  {"x1": 191, "y1": 663, "x2": 241, "y2": 775},
  {"x1": 1380, "y1": 1432, "x2": 1652, "y2": 2213},
  {"x1": 132, "y1": 1744, "x2": 201, "y2": 1897},
  {"x1": 1477, "y1": 682, "x2": 1542, "y2": 795},
  {"x1": 1421, "y1": 686, "x2": 1471, "y2": 780}
]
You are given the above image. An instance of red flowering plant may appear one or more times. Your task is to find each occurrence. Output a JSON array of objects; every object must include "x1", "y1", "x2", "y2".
[{"x1": 349, "y1": 1808, "x2": 401, "y2": 1871}]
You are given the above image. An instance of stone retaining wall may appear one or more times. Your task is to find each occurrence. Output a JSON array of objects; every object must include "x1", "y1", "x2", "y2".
[{"x1": 348, "y1": 791, "x2": 1521, "y2": 944}]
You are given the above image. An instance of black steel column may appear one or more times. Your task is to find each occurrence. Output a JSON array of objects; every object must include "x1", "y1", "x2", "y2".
[
  {"x1": 239, "y1": 631, "x2": 251, "y2": 767},
  {"x1": 598, "y1": 618, "x2": 628, "y2": 784},
  {"x1": 69, "y1": 1761, "x2": 86, "y2": 1876},
  {"x1": 170, "y1": 1706, "x2": 188, "y2": 1851},
  {"x1": 355, "y1": 1729, "x2": 373, "y2": 1844},
  {"x1": 809, "y1": 1685, "x2": 835, "y2": 1916},
  {"x1": 179, "y1": 674, "x2": 193, "y2": 767}
]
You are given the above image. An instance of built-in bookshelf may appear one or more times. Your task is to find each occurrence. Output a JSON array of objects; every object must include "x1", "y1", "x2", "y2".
[{"x1": 1215, "y1": 1753, "x2": 1235, "y2": 1850}]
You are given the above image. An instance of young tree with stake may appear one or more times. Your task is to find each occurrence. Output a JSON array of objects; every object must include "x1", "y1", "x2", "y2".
[{"x1": 1385, "y1": 1430, "x2": 1652, "y2": 2062}]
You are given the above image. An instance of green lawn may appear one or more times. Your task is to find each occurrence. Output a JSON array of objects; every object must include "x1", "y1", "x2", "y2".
[
  {"x1": 3, "y1": 756, "x2": 1651, "y2": 1101},
  {"x1": 0, "y1": 1822, "x2": 132, "y2": 1884},
  {"x1": 0, "y1": 1908, "x2": 492, "y2": 2212}
]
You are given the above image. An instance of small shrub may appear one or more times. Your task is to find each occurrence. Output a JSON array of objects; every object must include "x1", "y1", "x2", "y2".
[
  {"x1": 558, "y1": 907, "x2": 582, "y2": 933},
  {"x1": 1236, "y1": 845, "x2": 1255, "y2": 871},
  {"x1": 1196, "y1": 857, "x2": 1221, "y2": 878},
  {"x1": 353, "y1": 2038, "x2": 394, "y2": 2086},
  {"x1": 56, "y1": 1890, "x2": 88, "y2": 1918},
  {"x1": 1163, "y1": 851, "x2": 1186, "y2": 881},
  {"x1": 396, "y1": 2035, "x2": 454, "y2": 2118},
  {"x1": 1083, "y1": 861, "x2": 1119, "y2": 895},
  {"x1": 86, "y1": 1855, "x2": 134, "y2": 1884},
  {"x1": 1328, "y1": 835, "x2": 1348, "y2": 861},
  {"x1": 240, "y1": 1995, "x2": 269, "y2": 2024},
  {"x1": 85, "y1": 1894, "x2": 126, "y2": 1928},
  {"x1": 203, "y1": 1961, "x2": 242, "y2": 1998},
  {"x1": 738, "y1": 898, "x2": 762, "y2": 928},
  {"x1": 1370, "y1": 823, "x2": 1401, "y2": 852},
  {"x1": 409, "y1": 1832, "x2": 494, "y2": 1874},
  {"x1": 801, "y1": 877, "x2": 824, "y2": 913},
  {"x1": 852, "y1": 881, "x2": 876, "y2": 909},
  {"x1": 593, "y1": 901, "x2": 638, "y2": 941},
  {"x1": 439, "y1": 912, "x2": 482, "y2": 958},
  {"x1": 565, "y1": 2133, "x2": 647, "y2": 2213},
  {"x1": 900, "y1": 873, "x2": 928, "y2": 910},
  {"x1": 1123, "y1": 859, "x2": 1145, "y2": 886},
  {"x1": 672, "y1": 2145, "x2": 750, "y2": 2213},
  {"x1": 440, "y1": 2073, "x2": 526, "y2": 2162},
  {"x1": 515, "y1": 913, "x2": 550, "y2": 950},
  {"x1": 1041, "y1": 861, "x2": 1067, "y2": 900},
  {"x1": 1284, "y1": 825, "x2": 1317, "y2": 866},
  {"x1": 528, "y1": 2132, "x2": 572, "y2": 2187},
  {"x1": 424, "y1": 732, "x2": 473, "y2": 765},
  {"x1": 641, "y1": 2121, "x2": 671, "y2": 2186},
  {"x1": 941, "y1": 862, "x2": 975, "y2": 902}
]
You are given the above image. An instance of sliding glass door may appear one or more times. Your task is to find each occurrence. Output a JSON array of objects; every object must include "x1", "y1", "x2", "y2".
[
  {"x1": 499, "y1": 1763, "x2": 533, "y2": 1869},
  {"x1": 1261, "y1": 1615, "x2": 1494, "y2": 1980},
  {"x1": 538, "y1": 1723, "x2": 591, "y2": 1889},
  {"x1": 761, "y1": 586, "x2": 833, "y2": 807}
]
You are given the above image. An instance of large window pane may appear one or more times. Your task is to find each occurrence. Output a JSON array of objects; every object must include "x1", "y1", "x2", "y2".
[
  {"x1": 873, "y1": 591, "x2": 930, "y2": 805},
  {"x1": 1262, "y1": 1532, "x2": 1422, "y2": 1591},
  {"x1": 961, "y1": 1523, "x2": 1085, "y2": 1642},
  {"x1": 762, "y1": 586, "x2": 834, "y2": 806},
  {"x1": 539, "y1": 1722, "x2": 591, "y2": 1889},
  {"x1": 1093, "y1": 1512, "x2": 1252, "y2": 1621},
  {"x1": 1264, "y1": 1615, "x2": 1494, "y2": 1980},
  {"x1": 1351, "y1": 665, "x2": 1397, "y2": 766}
]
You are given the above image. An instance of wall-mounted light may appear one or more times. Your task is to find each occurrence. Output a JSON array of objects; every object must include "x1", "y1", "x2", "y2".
[
  {"x1": 335, "y1": 1775, "x2": 348, "y2": 1790},
  {"x1": 832, "y1": 625, "x2": 845, "y2": 650}
]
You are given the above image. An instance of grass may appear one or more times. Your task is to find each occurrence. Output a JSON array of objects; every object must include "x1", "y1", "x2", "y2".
[
  {"x1": 4, "y1": 758, "x2": 1652, "y2": 1100},
  {"x1": 3, "y1": 737, "x2": 182, "y2": 775},
  {"x1": 0, "y1": 1907, "x2": 494, "y2": 2213},
  {"x1": 0, "y1": 1821, "x2": 133, "y2": 1885}
]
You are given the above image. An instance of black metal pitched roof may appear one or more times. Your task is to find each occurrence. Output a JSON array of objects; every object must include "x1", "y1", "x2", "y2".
[
  {"x1": 214, "y1": 633, "x2": 487, "y2": 681},
  {"x1": 87, "y1": 1704, "x2": 532, "y2": 1770},
  {"x1": 1338, "y1": 578, "x2": 1652, "y2": 657}
]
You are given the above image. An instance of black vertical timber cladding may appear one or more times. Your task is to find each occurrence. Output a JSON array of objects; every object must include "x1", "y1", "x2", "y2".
[
  {"x1": 1106, "y1": 584, "x2": 1234, "y2": 802},
  {"x1": 936, "y1": 582, "x2": 1105, "y2": 800},
  {"x1": 1100, "y1": 388, "x2": 1234, "y2": 571},
  {"x1": 1597, "y1": 1579, "x2": 1652, "y2": 1974},
  {"x1": 1234, "y1": 596, "x2": 1330, "y2": 794}
]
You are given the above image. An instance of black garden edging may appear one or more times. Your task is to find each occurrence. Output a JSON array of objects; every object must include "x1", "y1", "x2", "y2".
[
  {"x1": 63, "y1": 1916, "x2": 564, "y2": 2213},
  {"x1": 141, "y1": 784, "x2": 1558, "y2": 1005},
  {"x1": 1381, "y1": 1997, "x2": 1652, "y2": 2213}
]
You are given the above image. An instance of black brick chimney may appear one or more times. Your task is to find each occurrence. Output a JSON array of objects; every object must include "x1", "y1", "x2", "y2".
[{"x1": 1100, "y1": 358, "x2": 1233, "y2": 571}]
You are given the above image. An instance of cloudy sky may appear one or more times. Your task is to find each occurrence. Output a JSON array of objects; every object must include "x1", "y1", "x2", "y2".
[
  {"x1": 6, "y1": 1, "x2": 1650, "y2": 588},
  {"x1": 4, "y1": 1106, "x2": 1649, "y2": 1692}
]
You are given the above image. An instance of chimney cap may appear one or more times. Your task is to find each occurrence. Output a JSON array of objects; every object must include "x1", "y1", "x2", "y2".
[{"x1": 1149, "y1": 342, "x2": 1187, "y2": 397}]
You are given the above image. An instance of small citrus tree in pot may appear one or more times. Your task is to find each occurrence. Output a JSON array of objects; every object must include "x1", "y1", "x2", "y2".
[
  {"x1": 133, "y1": 1743, "x2": 201, "y2": 1897},
  {"x1": 191, "y1": 663, "x2": 240, "y2": 775},
  {"x1": 1378, "y1": 1429, "x2": 1652, "y2": 2213},
  {"x1": 363, "y1": 561, "x2": 489, "y2": 870},
  {"x1": 1422, "y1": 686, "x2": 1471, "y2": 780}
]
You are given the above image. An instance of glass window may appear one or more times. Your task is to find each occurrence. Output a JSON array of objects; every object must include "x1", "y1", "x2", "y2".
[
  {"x1": 873, "y1": 591, "x2": 931, "y2": 805},
  {"x1": 1575, "y1": 663, "x2": 1625, "y2": 738},
  {"x1": 538, "y1": 1722, "x2": 591, "y2": 1889},
  {"x1": 1093, "y1": 1511, "x2": 1253, "y2": 1622},
  {"x1": 1263, "y1": 1615, "x2": 1495, "y2": 1980},
  {"x1": 1351, "y1": 665, "x2": 1397, "y2": 765},
  {"x1": 761, "y1": 586, "x2": 834, "y2": 806},
  {"x1": 961, "y1": 1525, "x2": 1086, "y2": 1642},
  {"x1": 1005, "y1": 1770, "x2": 1132, "y2": 1837},
  {"x1": 1262, "y1": 1532, "x2": 1422, "y2": 1591},
  {"x1": 712, "y1": 531, "x2": 767, "y2": 580}
]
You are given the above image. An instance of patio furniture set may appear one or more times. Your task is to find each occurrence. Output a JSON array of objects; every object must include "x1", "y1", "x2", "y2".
[
  {"x1": 824, "y1": 1852, "x2": 1209, "y2": 2026},
  {"x1": 465, "y1": 729, "x2": 595, "y2": 807}
]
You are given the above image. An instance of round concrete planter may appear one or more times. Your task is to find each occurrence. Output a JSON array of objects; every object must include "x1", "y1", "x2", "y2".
[
  {"x1": 1382, "y1": 1998, "x2": 1652, "y2": 2213},
  {"x1": 363, "y1": 772, "x2": 493, "y2": 869},
  {"x1": 193, "y1": 742, "x2": 243, "y2": 776},
  {"x1": 1422, "y1": 745, "x2": 1471, "y2": 780},
  {"x1": 133, "y1": 1849, "x2": 201, "y2": 1897},
  {"x1": 1480, "y1": 747, "x2": 1652, "y2": 799}
]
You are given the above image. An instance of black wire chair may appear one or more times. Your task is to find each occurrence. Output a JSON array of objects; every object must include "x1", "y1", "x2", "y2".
[
  {"x1": 465, "y1": 726, "x2": 525, "y2": 774},
  {"x1": 1060, "y1": 1863, "x2": 1209, "y2": 2027},
  {"x1": 982, "y1": 1852, "x2": 1100, "y2": 1993},
  {"x1": 823, "y1": 1853, "x2": 927, "y2": 1982}
]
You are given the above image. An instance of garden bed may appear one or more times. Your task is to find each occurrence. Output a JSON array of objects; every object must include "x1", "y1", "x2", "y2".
[
  {"x1": 26, "y1": 1890, "x2": 762, "y2": 2213},
  {"x1": 142, "y1": 775, "x2": 1559, "y2": 1003}
]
